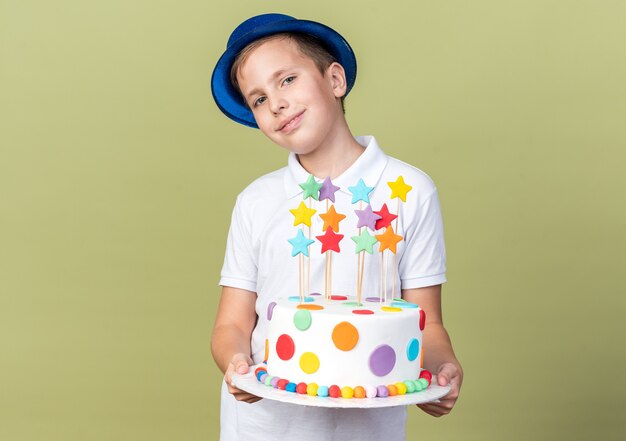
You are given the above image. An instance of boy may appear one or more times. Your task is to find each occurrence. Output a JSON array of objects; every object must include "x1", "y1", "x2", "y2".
[{"x1": 210, "y1": 13, "x2": 462, "y2": 441}]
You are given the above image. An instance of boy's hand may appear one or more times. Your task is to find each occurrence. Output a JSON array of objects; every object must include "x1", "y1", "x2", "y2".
[
  {"x1": 224, "y1": 353, "x2": 262, "y2": 404},
  {"x1": 417, "y1": 362, "x2": 462, "y2": 417}
]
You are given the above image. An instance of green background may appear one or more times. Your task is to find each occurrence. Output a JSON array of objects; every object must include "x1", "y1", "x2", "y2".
[{"x1": 2, "y1": 1, "x2": 625, "y2": 439}]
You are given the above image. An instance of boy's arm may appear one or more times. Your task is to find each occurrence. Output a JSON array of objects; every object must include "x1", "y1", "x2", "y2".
[
  {"x1": 402, "y1": 284, "x2": 463, "y2": 417},
  {"x1": 211, "y1": 285, "x2": 261, "y2": 403}
]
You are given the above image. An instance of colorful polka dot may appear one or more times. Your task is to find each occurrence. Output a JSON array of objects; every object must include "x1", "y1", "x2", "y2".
[
  {"x1": 369, "y1": 344, "x2": 396, "y2": 376},
  {"x1": 293, "y1": 309, "x2": 312, "y2": 330},
  {"x1": 267, "y1": 302, "x2": 276, "y2": 320},
  {"x1": 419, "y1": 308, "x2": 426, "y2": 330},
  {"x1": 381, "y1": 306, "x2": 402, "y2": 312},
  {"x1": 419, "y1": 369, "x2": 432, "y2": 383},
  {"x1": 395, "y1": 382, "x2": 407, "y2": 395},
  {"x1": 307, "y1": 383, "x2": 319, "y2": 396},
  {"x1": 353, "y1": 386, "x2": 366, "y2": 398},
  {"x1": 352, "y1": 309, "x2": 374, "y2": 315},
  {"x1": 407, "y1": 338, "x2": 419, "y2": 361},
  {"x1": 365, "y1": 297, "x2": 382, "y2": 302},
  {"x1": 276, "y1": 334, "x2": 295, "y2": 360},
  {"x1": 297, "y1": 304, "x2": 324, "y2": 310},
  {"x1": 342, "y1": 301, "x2": 363, "y2": 307},
  {"x1": 341, "y1": 386, "x2": 354, "y2": 398},
  {"x1": 332, "y1": 321, "x2": 359, "y2": 351},
  {"x1": 376, "y1": 385, "x2": 389, "y2": 397},
  {"x1": 330, "y1": 295, "x2": 348, "y2": 300},
  {"x1": 288, "y1": 296, "x2": 314, "y2": 303},
  {"x1": 299, "y1": 352, "x2": 320, "y2": 374},
  {"x1": 404, "y1": 380, "x2": 415, "y2": 393},
  {"x1": 296, "y1": 382, "x2": 308, "y2": 394},
  {"x1": 391, "y1": 301, "x2": 418, "y2": 308},
  {"x1": 412, "y1": 379, "x2": 424, "y2": 392}
]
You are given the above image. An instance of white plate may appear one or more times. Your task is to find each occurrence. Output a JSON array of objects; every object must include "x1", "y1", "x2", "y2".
[{"x1": 231, "y1": 366, "x2": 451, "y2": 408}]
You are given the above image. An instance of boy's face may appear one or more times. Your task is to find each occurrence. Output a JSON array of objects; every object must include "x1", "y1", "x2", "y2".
[{"x1": 235, "y1": 37, "x2": 346, "y2": 155}]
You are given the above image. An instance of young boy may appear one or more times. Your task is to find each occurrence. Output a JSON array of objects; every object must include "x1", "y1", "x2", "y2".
[{"x1": 210, "y1": 13, "x2": 463, "y2": 440}]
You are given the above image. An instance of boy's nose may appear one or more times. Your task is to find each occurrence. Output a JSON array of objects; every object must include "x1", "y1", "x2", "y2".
[{"x1": 269, "y1": 96, "x2": 288, "y2": 115}]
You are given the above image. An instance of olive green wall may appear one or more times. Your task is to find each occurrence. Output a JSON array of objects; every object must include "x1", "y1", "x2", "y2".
[{"x1": 1, "y1": 1, "x2": 625, "y2": 440}]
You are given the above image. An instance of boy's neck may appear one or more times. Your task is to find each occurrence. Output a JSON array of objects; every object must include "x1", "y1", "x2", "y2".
[{"x1": 295, "y1": 124, "x2": 365, "y2": 180}]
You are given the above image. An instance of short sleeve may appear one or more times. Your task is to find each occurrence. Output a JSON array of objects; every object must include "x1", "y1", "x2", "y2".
[
  {"x1": 218, "y1": 193, "x2": 258, "y2": 292},
  {"x1": 398, "y1": 188, "x2": 447, "y2": 289}
]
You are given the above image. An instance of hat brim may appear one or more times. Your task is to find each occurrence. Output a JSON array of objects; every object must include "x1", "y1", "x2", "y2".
[{"x1": 211, "y1": 19, "x2": 357, "y2": 129}]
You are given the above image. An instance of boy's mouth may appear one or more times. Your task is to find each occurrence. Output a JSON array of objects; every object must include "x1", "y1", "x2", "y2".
[{"x1": 278, "y1": 110, "x2": 305, "y2": 133}]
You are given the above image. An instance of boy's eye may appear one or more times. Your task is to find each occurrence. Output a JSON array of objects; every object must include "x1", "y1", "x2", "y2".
[{"x1": 251, "y1": 77, "x2": 295, "y2": 108}]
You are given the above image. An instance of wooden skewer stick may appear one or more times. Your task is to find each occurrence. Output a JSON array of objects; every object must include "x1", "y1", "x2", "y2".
[
  {"x1": 391, "y1": 253, "x2": 396, "y2": 302},
  {"x1": 356, "y1": 247, "x2": 360, "y2": 296},
  {"x1": 324, "y1": 252, "x2": 328, "y2": 299},
  {"x1": 356, "y1": 201, "x2": 362, "y2": 301},
  {"x1": 307, "y1": 199, "x2": 312, "y2": 296},
  {"x1": 356, "y1": 251, "x2": 361, "y2": 302},
  {"x1": 326, "y1": 199, "x2": 330, "y2": 300},
  {"x1": 356, "y1": 251, "x2": 363, "y2": 303},
  {"x1": 327, "y1": 252, "x2": 331, "y2": 300},
  {"x1": 299, "y1": 253, "x2": 303, "y2": 303},
  {"x1": 383, "y1": 248, "x2": 389, "y2": 304},
  {"x1": 391, "y1": 198, "x2": 400, "y2": 301},
  {"x1": 358, "y1": 249, "x2": 365, "y2": 305},
  {"x1": 380, "y1": 252, "x2": 384, "y2": 303}
]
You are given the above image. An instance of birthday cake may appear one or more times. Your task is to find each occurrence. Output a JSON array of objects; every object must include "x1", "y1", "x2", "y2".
[
  {"x1": 256, "y1": 295, "x2": 432, "y2": 399},
  {"x1": 253, "y1": 174, "x2": 433, "y2": 399}
]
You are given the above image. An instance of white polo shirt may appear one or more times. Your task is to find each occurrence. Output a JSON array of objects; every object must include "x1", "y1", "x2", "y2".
[{"x1": 218, "y1": 135, "x2": 447, "y2": 441}]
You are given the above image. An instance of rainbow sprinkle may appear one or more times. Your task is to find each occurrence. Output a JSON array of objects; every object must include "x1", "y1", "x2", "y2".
[{"x1": 254, "y1": 366, "x2": 432, "y2": 399}]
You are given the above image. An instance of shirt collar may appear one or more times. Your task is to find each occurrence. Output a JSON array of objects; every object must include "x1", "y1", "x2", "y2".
[{"x1": 283, "y1": 135, "x2": 389, "y2": 200}]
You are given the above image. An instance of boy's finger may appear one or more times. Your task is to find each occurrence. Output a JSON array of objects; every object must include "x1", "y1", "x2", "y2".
[
  {"x1": 436, "y1": 363, "x2": 457, "y2": 386},
  {"x1": 437, "y1": 371, "x2": 450, "y2": 386},
  {"x1": 231, "y1": 353, "x2": 252, "y2": 374},
  {"x1": 417, "y1": 403, "x2": 445, "y2": 417}
]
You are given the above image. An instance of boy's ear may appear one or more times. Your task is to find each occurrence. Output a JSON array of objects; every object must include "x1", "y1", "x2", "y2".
[{"x1": 327, "y1": 62, "x2": 347, "y2": 99}]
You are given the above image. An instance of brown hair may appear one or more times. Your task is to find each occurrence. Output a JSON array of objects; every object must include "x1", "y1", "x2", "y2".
[{"x1": 230, "y1": 32, "x2": 346, "y2": 114}]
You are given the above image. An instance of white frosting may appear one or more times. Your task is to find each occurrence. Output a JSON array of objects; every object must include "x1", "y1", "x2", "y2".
[{"x1": 266, "y1": 296, "x2": 423, "y2": 388}]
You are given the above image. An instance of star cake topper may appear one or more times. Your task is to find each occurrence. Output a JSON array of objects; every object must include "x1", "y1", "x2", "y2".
[
  {"x1": 387, "y1": 176, "x2": 413, "y2": 202},
  {"x1": 316, "y1": 227, "x2": 344, "y2": 253},
  {"x1": 355, "y1": 204, "x2": 382, "y2": 230},
  {"x1": 319, "y1": 176, "x2": 340, "y2": 202},
  {"x1": 375, "y1": 225, "x2": 403, "y2": 254},
  {"x1": 319, "y1": 205, "x2": 346, "y2": 232},
  {"x1": 348, "y1": 178, "x2": 375, "y2": 204},
  {"x1": 351, "y1": 230, "x2": 378, "y2": 254},
  {"x1": 289, "y1": 201, "x2": 317, "y2": 227},
  {"x1": 288, "y1": 229, "x2": 315, "y2": 257},
  {"x1": 299, "y1": 174, "x2": 322, "y2": 201},
  {"x1": 374, "y1": 203, "x2": 398, "y2": 230}
]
